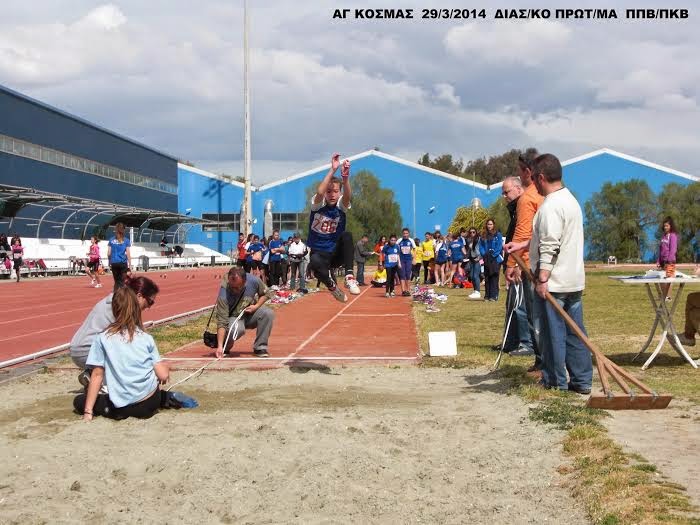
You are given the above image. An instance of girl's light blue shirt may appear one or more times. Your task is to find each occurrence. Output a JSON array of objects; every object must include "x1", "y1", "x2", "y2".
[{"x1": 86, "y1": 329, "x2": 160, "y2": 408}]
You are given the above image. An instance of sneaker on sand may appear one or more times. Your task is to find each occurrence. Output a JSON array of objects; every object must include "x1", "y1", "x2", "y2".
[
  {"x1": 78, "y1": 369, "x2": 91, "y2": 388},
  {"x1": 677, "y1": 333, "x2": 696, "y2": 346},
  {"x1": 254, "y1": 349, "x2": 270, "y2": 358},
  {"x1": 468, "y1": 291, "x2": 481, "y2": 300},
  {"x1": 345, "y1": 275, "x2": 360, "y2": 295},
  {"x1": 330, "y1": 286, "x2": 347, "y2": 303}
]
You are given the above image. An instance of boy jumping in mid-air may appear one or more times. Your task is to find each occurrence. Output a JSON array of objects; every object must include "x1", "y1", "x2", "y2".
[{"x1": 307, "y1": 153, "x2": 361, "y2": 302}]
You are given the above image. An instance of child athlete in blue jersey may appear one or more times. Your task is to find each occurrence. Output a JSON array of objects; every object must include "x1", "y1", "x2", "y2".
[
  {"x1": 397, "y1": 228, "x2": 416, "y2": 296},
  {"x1": 307, "y1": 153, "x2": 360, "y2": 302},
  {"x1": 382, "y1": 235, "x2": 401, "y2": 297}
]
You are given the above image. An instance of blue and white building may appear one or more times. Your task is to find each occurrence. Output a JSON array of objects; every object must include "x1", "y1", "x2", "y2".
[{"x1": 1, "y1": 83, "x2": 697, "y2": 259}]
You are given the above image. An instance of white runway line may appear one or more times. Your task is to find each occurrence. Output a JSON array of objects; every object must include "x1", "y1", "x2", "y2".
[
  {"x1": 339, "y1": 313, "x2": 406, "y2": 317},
  {"x1": 283, "y1": 284, "x2": 372, "y2": 363}
]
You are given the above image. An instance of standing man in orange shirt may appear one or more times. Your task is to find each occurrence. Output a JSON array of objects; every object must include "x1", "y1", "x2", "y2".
[{"x1": 504, "y1": 150, "x2": 544, "y2": 373}]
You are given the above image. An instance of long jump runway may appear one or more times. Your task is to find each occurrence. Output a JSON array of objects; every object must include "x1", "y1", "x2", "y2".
[{"x1": 164, "y1": 283, "x2": 421, "y2": 370}]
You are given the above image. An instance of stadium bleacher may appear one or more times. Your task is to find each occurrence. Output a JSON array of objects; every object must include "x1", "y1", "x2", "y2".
[{"x1": 0, "y1": 238, "x2": 232, "y2": 278}]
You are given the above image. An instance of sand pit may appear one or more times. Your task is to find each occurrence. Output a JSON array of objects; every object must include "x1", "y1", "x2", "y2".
[{"x1": 1, "y1": 367, "x2": 588, "y2": 524}]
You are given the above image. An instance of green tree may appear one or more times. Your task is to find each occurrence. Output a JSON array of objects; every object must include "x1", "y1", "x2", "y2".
[
  {"x1": 418, "y1": 147, "x2": 538, "y2": 186},
  {"x1": 656, "y1": 181, "x2": 700, "y2": 262},
  {"x1": 448, "y1": 205, "x2": 490, "y2": 235},
  {"x1": 584, "y1": 180, "x2": 657, "y2": 262},
  {"x1": 300, "y1": 170, "x2": 402, "y2": 245},
  {"x1": 486, "y1": 197, "x2": 511, "y2": 237},
  {"x1": 418, "y1": 153, "x2": 464, "y2": 176}
]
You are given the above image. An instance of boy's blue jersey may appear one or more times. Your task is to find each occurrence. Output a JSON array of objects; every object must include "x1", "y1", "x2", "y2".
[
  {"x1": 307, "y1": 198, "x2": 348, "y2": 252},
  {"x1": 398, "y1": 238, "x2": 414, "y2": 260},
  {"x1": 436, "y1": 242, "x2": 448, "y2": 263},
  {"x1": 269, "y1": 239, "x2": 284, "y2": 261},
  {"x1": 449, "y1": 238, "x2": 465, "y2": 262},
  {"x1": 382, "y1": 244, "x2": 400, "y2": 268}
]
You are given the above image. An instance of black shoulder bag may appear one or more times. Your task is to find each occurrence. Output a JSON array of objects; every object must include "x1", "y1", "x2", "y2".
[{"x1": 202, "y1": 308, "x2": 218, "y2": 348}]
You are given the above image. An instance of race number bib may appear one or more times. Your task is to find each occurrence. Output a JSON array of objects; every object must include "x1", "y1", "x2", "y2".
[
  {"x1": 387, "y1": 253, "x2": 399, "y2": 264},
  {"x1": 311, "y1": 212, "x2": 340, "y2": 235},
  {"x1": 401, "y1": 245, "x2": 412, "y2": 255}
]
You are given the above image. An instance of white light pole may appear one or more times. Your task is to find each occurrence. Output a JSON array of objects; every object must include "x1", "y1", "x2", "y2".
[
  {"x1": 243, "y1": 0, "x2": 253, "y2": 235},
  {"x1": 470, "y1": 171, "x2": 481, "y2": 227}
]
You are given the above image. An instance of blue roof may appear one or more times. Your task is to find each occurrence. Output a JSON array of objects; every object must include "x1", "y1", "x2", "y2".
[{"x1": 0, "y1": 82, "x2": 179, "y2": 162}]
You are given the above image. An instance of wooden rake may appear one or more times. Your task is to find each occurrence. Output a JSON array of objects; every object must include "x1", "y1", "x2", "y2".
[{"x1": 511, "y1": 253, "x2": 672, "y2": 410}]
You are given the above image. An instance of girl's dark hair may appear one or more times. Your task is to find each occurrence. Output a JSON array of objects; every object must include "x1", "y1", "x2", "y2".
[
  {"x1": 467, "y1": 228, "x2": 479, "y2": 250},
  {"x1": 125, "y1": 276, "x2": 159, "y2": 300},
  {"x1": 662, "y1": 216, "x2": 677, "y2": 233},
  {"x1": 107, "y1": 287, "x2": 143, "y2": 342}
]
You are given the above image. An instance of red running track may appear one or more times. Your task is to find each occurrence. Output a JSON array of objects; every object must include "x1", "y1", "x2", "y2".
[
  {"x1": 0, "y1": 268, "x2": 228, "y2": 365},
  {"x1": 163, "y1": 283, "x2": 421, "y2": 370}
]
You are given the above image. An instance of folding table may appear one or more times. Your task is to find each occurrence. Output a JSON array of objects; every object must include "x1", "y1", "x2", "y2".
[{"x1": 610, "y1": 276, "x2": 699, "y2": 370}]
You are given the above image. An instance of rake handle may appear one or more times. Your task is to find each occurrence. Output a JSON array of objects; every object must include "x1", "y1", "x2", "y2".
[
  {"x1": 510, "y1": 253, "x2": 607, "y2": 361},
  {"x1": 510, "y1": 252, "x2": 658, "y2": 398},
  {"x1": 607, "y1": 359, "x2": 654, "y2": 395}
]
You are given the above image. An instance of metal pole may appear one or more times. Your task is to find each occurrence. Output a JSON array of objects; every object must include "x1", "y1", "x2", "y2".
[
  {"x1": 472, "y1": 171, "x2": 475, "y2": 227},
  {"x1": 412, "y1": 184, "x2": 416, "y2": 234},
  {"x1": 243, "y1": 0, "x2": 253, "y2": 236}
]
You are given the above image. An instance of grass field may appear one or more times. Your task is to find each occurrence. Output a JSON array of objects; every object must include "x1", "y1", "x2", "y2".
[
  {"x1": 415, "y1": 272, "x2": 700, "y2": 404},
  {"x1": 413, "y1": 271, "x2": 700, "y2": 524}
]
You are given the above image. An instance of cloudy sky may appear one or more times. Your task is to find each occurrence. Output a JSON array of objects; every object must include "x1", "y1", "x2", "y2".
[{"x1": 1, "y1": 1, "x2": 698, "y2": 184}]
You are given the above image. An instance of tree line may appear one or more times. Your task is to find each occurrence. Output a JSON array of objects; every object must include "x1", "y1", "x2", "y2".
[
  {"x1": 300, "y1": 168, "x2": 698, "y2": 264},
  {"x1": 584, "y1": 180, "x2": 699, "y2": 262},
  {"x1": 418, "y1": 148, "x2": 537, "y2": 187}
]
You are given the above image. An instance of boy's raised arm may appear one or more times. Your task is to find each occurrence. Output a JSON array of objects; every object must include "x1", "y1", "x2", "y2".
[
  {"x1": 313, "y1": 153, "x2": 341, "y2": 205},
  {"x1": 340, "y1": 159, "x2": 351, "y2": 208}
]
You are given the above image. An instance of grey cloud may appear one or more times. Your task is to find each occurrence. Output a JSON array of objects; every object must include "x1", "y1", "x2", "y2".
[{"x1": 1, "y1": 0, "x2": 698, "y2": 182}]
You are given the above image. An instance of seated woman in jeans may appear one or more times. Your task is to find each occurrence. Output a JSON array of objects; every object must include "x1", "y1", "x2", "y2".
[{"x1": 74, "y1": 286, "x2": 170, "y2": 420}]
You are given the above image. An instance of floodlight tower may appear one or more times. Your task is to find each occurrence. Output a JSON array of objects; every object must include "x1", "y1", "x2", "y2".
[
  {"x1": 242, "y1": 0, "x2": 253, "y2": 235},
  {"x1": 470, "y1": 172, "x2": 481, "y2": 226}
]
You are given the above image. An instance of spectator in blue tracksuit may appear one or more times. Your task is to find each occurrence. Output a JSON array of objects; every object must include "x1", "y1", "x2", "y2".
[{"x1": 479, "y1": 218, "x2": 504, "y2": 301}]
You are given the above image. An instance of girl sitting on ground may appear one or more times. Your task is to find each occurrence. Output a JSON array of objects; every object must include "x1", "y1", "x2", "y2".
[
  {"x1": 371, "y1": 263, "x2": 387, "y2": 287},
  {"x1": 74, "y1": 286, "x2": 170, "y2": 420}
]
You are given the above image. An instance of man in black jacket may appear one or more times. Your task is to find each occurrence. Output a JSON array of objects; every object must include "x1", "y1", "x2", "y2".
[{"x1": 498, "y1": 176, "x2": 534, "y2": 355}]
